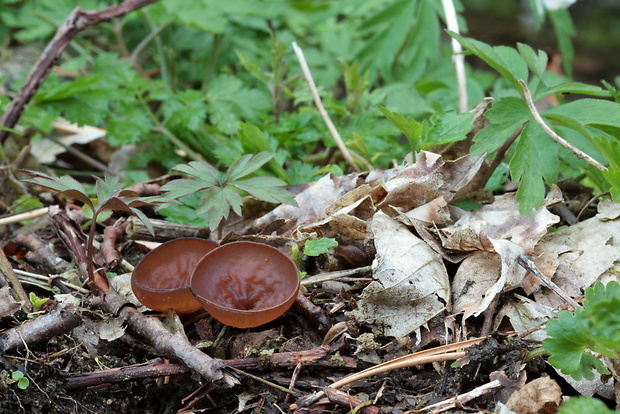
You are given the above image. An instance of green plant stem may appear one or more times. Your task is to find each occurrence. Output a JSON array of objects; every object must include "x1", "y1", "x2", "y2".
[
  {"x1": 143, "y1": 9, "x2": 170, "y2": 89},
  {"x1": 525, "y1": 346, "x2": 549, "y2": 362},
  {"x1": 130, "y1": 22, "x2": 170, "y2": 63},
  {"x1": 137, "y1": 95, "x2": 202, "y2": 162},
  {"x1": 201, "y1": 33, "x2": 224, "y2": 93}
]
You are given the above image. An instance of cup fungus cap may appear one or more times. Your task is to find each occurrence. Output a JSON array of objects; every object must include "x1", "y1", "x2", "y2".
[
  {"x1": 131, "y1": 238, "x2": 219, "y2": 314},
  {"x1": 190, "y1": 241, "x2": 300, "y2": 328}
]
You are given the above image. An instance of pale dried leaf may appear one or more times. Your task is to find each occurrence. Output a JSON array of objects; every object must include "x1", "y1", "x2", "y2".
[
  {"x1": 532, "y1": 199, "x2": 620, "y2": 307},
  {"x1": 494, "y1": 294, "x2": 557, "y2": 342},
  {"x1": 253, "y1": 173, "x2": 358, "y2": 229},
  {"x1": 452, "y1": 252, "x2": 502, "y2": 319},
  {"x1": 350, "y1": 212, "x2": 449, "y2": 339},
  {"x1": 441, "y1": 187, "x2": 561, "y2": 253},
  {"x1": 0, "y1": 286, "x2": 21, "y2": 318},
  {"x1": 98, "y1": 317, "x2": 126, "y2": 341}
]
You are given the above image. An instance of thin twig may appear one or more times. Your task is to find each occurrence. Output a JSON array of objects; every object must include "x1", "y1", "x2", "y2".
[
  {"x1": 0, "y1": 0, "x2": 159, "y2": 143},
  {"x1": 0, "y1": 207, "x2": 49, "y2": 226},
  {"x1": 329, "y1": 336, "x2": 485, "y2": 389},
  {"x1": 13, "y1": 268, "x2": 90, "y2": 294},
  {"x1": 441, "y1": 0, "x2": 467, "y2": 113},
  {"x1": 519, "y1": 80, "x2": 606, "y2": 171},
  {"x1": 517, "y1": 254, "x2": 580, "y2": 310},
  {"x1": 292, "y1": 42, "x2": 360, "y2": 172}
]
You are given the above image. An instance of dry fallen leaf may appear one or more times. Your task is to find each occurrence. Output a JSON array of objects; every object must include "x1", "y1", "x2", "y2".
[
  {"x1": 505, "y1": 376, "x2": 562, "y2": 414},
  {"x1": 350, "y1": 212, "x2": 449, "y2": 340},
  {"x1": 531, "y1": 199, "x2": 620, "y2": 308},
  {"x1": 440, "y1": 187, "x2": 561, "y2": 253}
]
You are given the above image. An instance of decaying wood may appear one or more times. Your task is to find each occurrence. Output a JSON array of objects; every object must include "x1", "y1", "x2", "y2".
[
  {"x1": 125, "y1": 216, "x2": 211, "y2": 242},
  {"x1": 292, "y1": 292, "x2": 332, "y2": 334},
  {"x1": 0, "y1": 302, "x2": 83, "y2": 353},
  {"x1": 0, "y1": 0, "x2": 160, "y2": 143},
  {"x1": 91, "y1": 289, "x2": 240, "y2": 388},
  {"x1": 66, "y1": 341, "x2": 355, "y2": 390}
]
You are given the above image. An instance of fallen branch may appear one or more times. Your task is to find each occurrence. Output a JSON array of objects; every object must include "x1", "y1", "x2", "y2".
[
  {"x1": 0, "y1": 0, "x2": 159, "y2": 143},
  {"x1": 92, "y1": 289, "x2": 240, "y2": 388},
  {"x1": 66, "y1": 340, "x2": 355, "y2": 390},
  {"x1": 0, "y1": 302, "x2": 83, "y2": 353}
]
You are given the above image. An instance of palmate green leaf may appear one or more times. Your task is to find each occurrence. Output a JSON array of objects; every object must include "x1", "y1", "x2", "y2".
[
  {"x1": 231, "y1": 177, "x2": 298, "y2": 206},
  {"x1": 225, "y1": 152, "x2": 276, "y2": 182},
  {"x1": 197, "y1": 187, "x2": 244, "y2": 231},
  {"x1": 160, "y1": 178, "x2": 215, "y2": 200},
  {"x1": 509, "y1": 123, "x2": 559, "y2": 215},
  {"x1": 544, "y1": 310, "x2": 610, "y2": 380},
  {"x1": 170, "y1": 161, "x2": 220, "y2": 183},
  {"x1": 581, "y1": 282, "x2": 620, "y2": 352}
]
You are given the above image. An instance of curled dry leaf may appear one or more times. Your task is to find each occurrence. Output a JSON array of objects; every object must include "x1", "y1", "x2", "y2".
[
  {"x1": 349, "y1": 212, "x2": 449, "y2": 340},
  {"x1": 505, "y1": 376, "x2": 562, "y2": 414},
  {"x1": 440, "y1": 185, "x2": 562, "y2": 253}
]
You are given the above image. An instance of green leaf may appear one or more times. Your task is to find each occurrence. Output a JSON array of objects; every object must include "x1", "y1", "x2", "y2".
[
  {"x1": 225, "y1": 152, "x2": 275, "y2": 182},
  {"x1": 558, "y1": 397, "x2": 617, "y2": 414},
  {"x1": 470, "y1": 97, "x2": 530, "y2": 155},
  {"x1": 304, "y1": 238, "x2": 338, "y2": 256},
  {"x1": 197, "y1": 186, "x2": 244, "y2": 231},
  {"x1": 546, "y1": 82, "x2": 611, "y2": 98},
  {"x1": 206, "y1": 75, "x2": 271, "y2": 135},
  {"x1": 20, "y1": 170, "x2": 93, "y2": 210},
  {"x1": 238, "y1": 124, "x2": 289, "y2": 182},
  {"x1": 509, "y1": 123, "x2": 559, "y2": 215},
  {"x1": 426, "y1": 111, "x2": 474, "y2": 146},
  {"x1": 449, "y1": 32, "x2": 528, "y2": 92},
  {"x1": 548, "y1": 8, "x2": 575, "y2": 76},
  {"x1": 160, "y1": 178, "x2": 213, "y2": 200},
  {"x1": 378, "y1": 105, "x2": 424, "y2": 150},
  {"x1": 161, "y1": 89, "x2": 208, "y2": 132},
  {"x1": 28, "y1": 292, "x2": 49, "y2": 313},
  {"x1": 517, "y1": 42, "x2": 547, "y2": 78},
  {"x1": 546, "y1": 99, "x2": 620, "y2": 129},
  {"x1": 231, "y1": 177, "x2": 297, "y2": 205},
  {"x1": 581, "y1": 282, "x2": 620, "y2": 352},
  {"x1": 544, "y1": 310, "x2": 609, "y2": 380}
]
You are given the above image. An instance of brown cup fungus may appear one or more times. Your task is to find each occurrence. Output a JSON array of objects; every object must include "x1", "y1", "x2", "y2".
[
  {"x1": 131, "y1": 238, "x2": 219, "y2": 314},
  {"x1": 190, "y1": 241, "x2": 300, "y2": 328}
]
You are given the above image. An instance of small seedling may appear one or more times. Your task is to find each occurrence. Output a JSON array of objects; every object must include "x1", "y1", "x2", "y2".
[
  {"x1": 160, "y1": 152, "x2": 297, "y2": 237},
  {"x1": 28, "y1": 292, "x2": 49, "y2": 313},
  {"x1": 21, "y1": 171, "x2": 174, "y2": 290},
  {"x1": 303, "y1": 238, "x2": 339, "y2": 257},
  {"x1": 11, "y1": 370, "x2": 29, "y2": 390}
]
